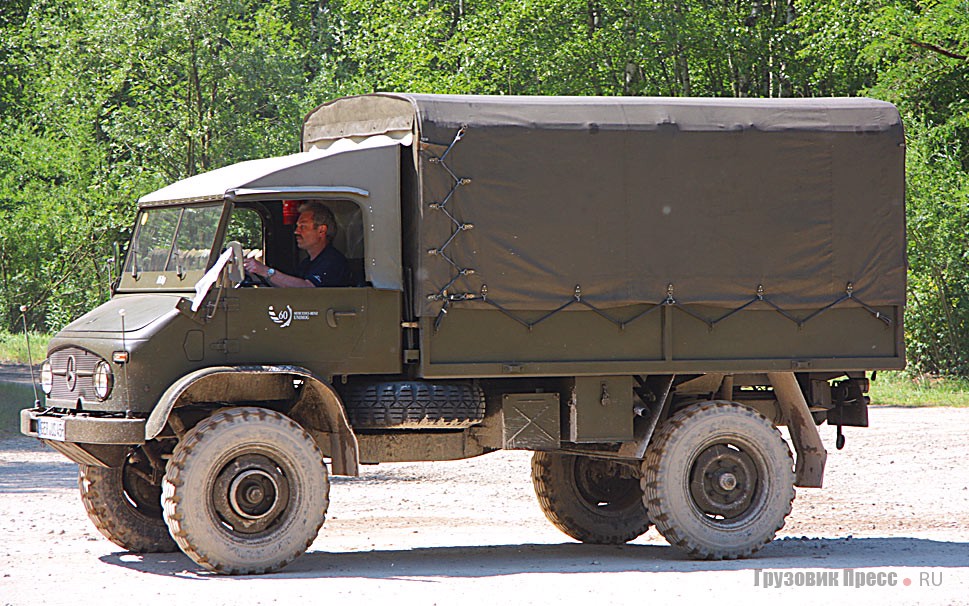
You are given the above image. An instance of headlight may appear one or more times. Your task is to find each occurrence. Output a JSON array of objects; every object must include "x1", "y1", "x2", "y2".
[
  {"x1": 41, "y1": 360, "x2": 53, "y2": 395},
  {"x1": 93, "y1": 361, "x2": 113, "y2": 400}
]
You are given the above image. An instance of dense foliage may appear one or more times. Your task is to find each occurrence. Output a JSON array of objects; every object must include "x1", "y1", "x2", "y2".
[{"x1": 0, "y1": 0, "x2": 967, "y2": 374}]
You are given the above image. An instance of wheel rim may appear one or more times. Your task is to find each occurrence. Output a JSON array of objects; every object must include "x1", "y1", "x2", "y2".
[
  {"x1": 572, "y1": 457, "x2": 642, "y2": 512},
  {"x1": 212, "y1": 453, "x2": 291, "y2": 535},
  {"x1": 688, "y1": 441, "x2": 764, "y2": 523}
]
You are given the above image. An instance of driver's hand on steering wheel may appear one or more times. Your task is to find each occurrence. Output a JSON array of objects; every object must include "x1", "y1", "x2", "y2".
[{"x1": 243, "y1": 257, "x2": 269, "y2": 277}]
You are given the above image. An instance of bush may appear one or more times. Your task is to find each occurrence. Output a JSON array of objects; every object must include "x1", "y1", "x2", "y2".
[{"x1": 0, "y1": 329, "x2": 51, "y2": 364}]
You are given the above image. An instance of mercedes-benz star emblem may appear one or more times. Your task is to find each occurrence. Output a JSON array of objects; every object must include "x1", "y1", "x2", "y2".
[{"x1": 65, "y1": 355, "x2": 77, "y2": 391}]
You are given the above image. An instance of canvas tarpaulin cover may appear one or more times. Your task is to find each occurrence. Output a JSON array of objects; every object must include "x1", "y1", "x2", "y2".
[{"x1": 303, "y1": 94, "x2": 906, "y2": 319}]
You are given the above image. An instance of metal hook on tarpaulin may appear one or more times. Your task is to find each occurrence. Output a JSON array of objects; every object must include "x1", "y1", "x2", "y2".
[
  {"x1": 795, "y1": 282, "x2": 892, "y2": 329},
  {"x1": 427, "y1": 125, "x2": 467, "y2": 166}
]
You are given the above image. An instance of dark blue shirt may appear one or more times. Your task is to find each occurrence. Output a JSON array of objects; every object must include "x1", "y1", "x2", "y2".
[{"x1": 296, "y1": 246, "x2": 353, "y2": 287}]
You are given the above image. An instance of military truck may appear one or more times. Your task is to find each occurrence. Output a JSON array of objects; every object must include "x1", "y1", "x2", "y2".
[{"x1": 21, "y1": 94, "x2": 905, "y2": 574}]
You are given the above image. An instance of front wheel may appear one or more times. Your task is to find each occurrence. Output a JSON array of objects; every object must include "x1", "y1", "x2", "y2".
[
  {"x1": 79, "y1": 455, "x2": 178, "y2": 553},
  {"x1": 162, "y1": 407, "x2": 329, "y2": 574},
  {"x1": 532, "y1": 452, "x2": 651, "y2": 544},
  {"x1": 642, "y1": 401, "x2": 795, "y2": 560}
]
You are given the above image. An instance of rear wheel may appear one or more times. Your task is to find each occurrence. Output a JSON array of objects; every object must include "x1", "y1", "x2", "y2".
[
  {"x1": 79, "y1": 455, "x2": 177, "y2": 553},
  {"x1": 642, "y1": 401, "x2": 795, "y2": 559},
  {"x1": 532, "y1": 452, "x2": 651, "y2": 544},
  {"x1": 162, "y1": 407, "x2": 329, "y2": 574}
]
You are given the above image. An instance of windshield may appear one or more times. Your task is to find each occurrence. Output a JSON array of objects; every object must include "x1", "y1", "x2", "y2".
[{"x1": 119, "y1": 203, "x2": 224, "y2": 290}]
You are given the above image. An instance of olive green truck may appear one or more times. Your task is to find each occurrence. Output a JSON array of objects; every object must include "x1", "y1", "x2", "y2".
[{"x1": 21, "y1": 94, "x2": 906, "y2": 574}]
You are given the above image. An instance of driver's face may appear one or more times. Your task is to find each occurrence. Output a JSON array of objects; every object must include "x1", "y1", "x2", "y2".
[{"x1": 294, "y1": 211, "x2": 327, "y2": 252}]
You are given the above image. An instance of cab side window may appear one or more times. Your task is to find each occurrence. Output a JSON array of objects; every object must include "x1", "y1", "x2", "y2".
[
  {"x1": 227, "y1": 207, "x2": 265, "y2": 259},
  {"x1": 327, "y1": 200, "x2": 366, "y2": 286}
]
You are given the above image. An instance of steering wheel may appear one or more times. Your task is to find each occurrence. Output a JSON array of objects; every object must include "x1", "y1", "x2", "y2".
[
  {"x1": 240, "y1": 270, "x2": 273, "y2": 288},
  {"x1": 227, "y1": 241, "x2": 273, "y2": 288}
]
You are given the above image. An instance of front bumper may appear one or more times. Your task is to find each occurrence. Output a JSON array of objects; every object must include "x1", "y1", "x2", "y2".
[{"x1": 21, "y1": 407, "x2": 146, "y2": 445}]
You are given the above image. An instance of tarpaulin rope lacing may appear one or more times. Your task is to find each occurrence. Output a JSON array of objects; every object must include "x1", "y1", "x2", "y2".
[
  {"x1": 432, "y1": 282, "x2": 892, "y2": 332},
  {"x1": 424, "y1": 126, "x2": 477, "y2": 328}
]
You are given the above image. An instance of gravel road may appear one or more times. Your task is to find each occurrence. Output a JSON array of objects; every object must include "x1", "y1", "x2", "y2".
[{"x1": 1, "y1": 392, "x2": 967, "y2": 606}]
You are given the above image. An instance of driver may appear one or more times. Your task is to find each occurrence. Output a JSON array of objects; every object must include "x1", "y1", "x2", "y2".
[{"x1": 243, "y1": 201, "x2": 353, "y2": 287}]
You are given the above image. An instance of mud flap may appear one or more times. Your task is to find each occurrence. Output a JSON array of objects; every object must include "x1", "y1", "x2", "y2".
[{"x1": 768, "y1": 371, "x2": 827, "y2": 488}]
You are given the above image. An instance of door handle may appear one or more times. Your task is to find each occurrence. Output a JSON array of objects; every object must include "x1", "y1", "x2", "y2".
[{"x1": 326, "y1": 308, "x2": 358, "y2": 328}]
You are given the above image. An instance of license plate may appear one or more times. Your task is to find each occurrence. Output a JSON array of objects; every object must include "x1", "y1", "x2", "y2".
[{"x1": 36, "y1": 418, "x2": 66, "y2": 441}]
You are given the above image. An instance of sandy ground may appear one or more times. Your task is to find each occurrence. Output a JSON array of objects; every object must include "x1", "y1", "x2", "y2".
[{"x1": 1, "y1": 393, "x2": 968, "y2": 605}]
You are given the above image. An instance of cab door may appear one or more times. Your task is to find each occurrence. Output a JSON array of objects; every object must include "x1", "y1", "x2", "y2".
[{"x1": 223, "y1": 286, "x2": 401, "y2": 376}]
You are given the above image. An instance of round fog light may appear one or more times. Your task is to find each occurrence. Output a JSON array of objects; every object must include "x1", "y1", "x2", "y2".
[
  {"x1": 41, "y1": 360, "x2": 53, "y2": 395},
  {"x1": 94, "y1": 361, "x2": 113, "y2": 400}
]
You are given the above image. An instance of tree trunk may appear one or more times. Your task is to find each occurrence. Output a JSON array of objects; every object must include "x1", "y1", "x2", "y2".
[{"x1": 672, "y1": 1, "x2": 691, "y2": 96}]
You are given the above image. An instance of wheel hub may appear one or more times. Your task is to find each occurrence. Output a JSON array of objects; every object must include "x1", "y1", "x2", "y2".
[
  {"x1": 573, "y1": 457, "x2": 641, "y2": 511},
  {"x1": 121, "y1": 455, "x2": 165, "y2": 519},
  {"x1": 717, "y1": 472, "x2": 738, "y2": 491},
  {"x1": 689, "y1": 443, "x2": 758, "y2": 520},
  {"x1": 213, "y1": 454, "x2": 291, "y2": 534},
  {"x1": 229, "y1": 469, "x2": 279, "y2": 520}
]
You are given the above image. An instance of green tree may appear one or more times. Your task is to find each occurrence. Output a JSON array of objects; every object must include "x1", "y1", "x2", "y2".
[
  {"x1": 792, "y1": 0, "x2": 882, "y2": 95},
  {"x1": 866, "y1": 0, "x2": 969, "y2": 374},
  {"x1": 904, "y1": 122, "x2": 969, "y2": 374},
  {"x1": 0, "y1": 0, "x2": 325, "y2": 331},
  {"x1": 317, "y1": 0, "x2": 805, "y2": 98}
]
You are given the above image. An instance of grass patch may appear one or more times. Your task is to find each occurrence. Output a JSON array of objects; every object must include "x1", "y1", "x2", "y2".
[
  {"x1": 869, "y1": 370, "x2": 969, "y2": 407},
  {"x1": 0, "y1": 330, "x2": 50, "y2": 364}
]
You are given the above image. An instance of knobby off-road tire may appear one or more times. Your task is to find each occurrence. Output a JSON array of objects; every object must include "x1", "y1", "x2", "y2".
[
  {"x1": 162, "y1": 407, "x2": 329, "y2": 574},
  {"x1": 79, "y1": 460, "x2": 178, "y2": 553},
  {"x1": 532, "y1": 452, "x2": 652, "y2": 544},
  {"x1": 341, "y1": 380, "x2": 485, "y2": 429},
  {"x1": 642, "y1": 401, "x2": 795, "y2": 560}
]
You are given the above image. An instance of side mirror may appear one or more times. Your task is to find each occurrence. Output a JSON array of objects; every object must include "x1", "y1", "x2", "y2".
[{"x1": 226, "y1": 241, "x2": 245, "y2": 285}]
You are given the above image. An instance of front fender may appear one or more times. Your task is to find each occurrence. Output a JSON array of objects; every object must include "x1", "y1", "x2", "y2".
[{"x1": 146, "y1": 365, "x2": 359, "y2": 476}]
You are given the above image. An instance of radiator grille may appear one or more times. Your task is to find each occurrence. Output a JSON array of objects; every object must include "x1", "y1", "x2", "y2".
[{"x1": 48, "y1": 347, "x2": 102, "y2": 403}]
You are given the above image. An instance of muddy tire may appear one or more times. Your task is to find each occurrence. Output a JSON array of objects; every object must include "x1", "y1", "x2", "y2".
[
  {"x1": 79, "y1": 459, "x2": 178, "y2": 553},
  {"x1": 642, "y1": 401, "x2": 795, "y2": 560},
  {"x1": 162, "y1": 407, "x2": 329, "y2": 574},
  {"x1": 340, "y1": 380, "x2": 485, "y2": 429},
  {"x1": 532, "y1": 452, "x2": 651, "y2": 544}
]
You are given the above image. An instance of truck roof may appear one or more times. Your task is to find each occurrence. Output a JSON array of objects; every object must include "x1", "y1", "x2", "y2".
[
  {"x1": 302, "y1": 94, "x2": 901, "y2": 148},
  {"x1": 138, "y1": 135, "x2": 404, "y2": 207}
]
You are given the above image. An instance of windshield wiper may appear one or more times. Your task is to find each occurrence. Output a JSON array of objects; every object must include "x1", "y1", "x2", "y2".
[
  {"x1": 172, "y1": 247, "x2": 186, "y2": 279},
  {"x1": 163, "y1": 208, "x2": 186, "y2": 272},
  {"x1": 129, "y1": 245, "x2": 140, "y2": 279}
]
